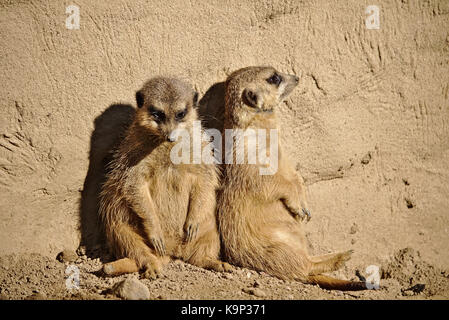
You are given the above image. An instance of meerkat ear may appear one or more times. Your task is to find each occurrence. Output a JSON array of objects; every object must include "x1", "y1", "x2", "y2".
[
  {"x1": 136, "y1": 90, "x2": 144, "y2": 108},
  {"x1": 193, "y1": 92, "x2": 199, "y2": 108},
  {"x1": 242, "y1": 89, "x2": 261, "y2": 109}
]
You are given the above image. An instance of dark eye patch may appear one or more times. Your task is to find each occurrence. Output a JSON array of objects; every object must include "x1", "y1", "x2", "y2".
[
  {"x1": 148, "y1": 106, "x2": 166, "y2": 123},
  {"x1": 175, "y1": 108, "x2": 187, "y2": 121},
  {"x1": 266, "y1": 73, "x2": 282, "y2": 86}
]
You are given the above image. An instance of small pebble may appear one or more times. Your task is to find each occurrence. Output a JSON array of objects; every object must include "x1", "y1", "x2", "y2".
[
  {"x1": 235, "y1": 268, "x2": 245, "y2": 275},
  {"x1": 405, "y1": 198, "x2": 415, "y2": 209},
  {"x1": 361, "y1": 152, "x2": 372, "y2": 165},
  {"x1": 56, "y1": 250, "x2": 78, "y2": 263},
  {"x1": 224, "y1": 273, "x2": 233, "y2": 280},
  {"x1": 111, "y1": 277, "x2": 150, "y2": 300},
  {"x1": 76, "y1": 246, "x2": 87, "y2": 256},
  {"x1": 170, "y1": 284, "x2": 181, "y2": 291},
  {"x1": 26, "y1": 292, "x2": 47, "y2": 300},
  {"x1": 243, "y1": 288, "x2": 266, "y2": 297},
  {"x1": 349, "y1": 223, "x2": 359, "y2": 234},
  {"x1": 402, "y1": 290, "x2": 415, "y2": 296}
]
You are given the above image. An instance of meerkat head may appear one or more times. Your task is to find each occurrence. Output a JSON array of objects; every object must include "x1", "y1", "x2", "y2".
[
  {"x1": 225, "y1": 66, "x2": 299, "y2": 125},
  {"x1": 135, "y1": 77, "x2": 199, "y2": 142}
]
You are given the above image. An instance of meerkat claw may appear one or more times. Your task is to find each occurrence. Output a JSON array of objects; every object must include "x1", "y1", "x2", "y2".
[
  {"x1": 291, "y1": 206, "x2": 308, "y2": 221},
  {"x1": 150, "y1": 237, "x2": 166, "y2": 256},
  {"x1": 303, "y1": 208, "x2": 312, "y2": 222},
  {"x1": 296, "y1": 209, "x2": 306, "y2": 220},
  {"x1": 185, "y1": 223, "x2": 199, "y2": 242}
]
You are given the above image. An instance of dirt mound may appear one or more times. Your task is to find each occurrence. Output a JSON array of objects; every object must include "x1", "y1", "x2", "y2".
[{"x1": 382, "y1": 248, "x2": 449, "y2": 297}]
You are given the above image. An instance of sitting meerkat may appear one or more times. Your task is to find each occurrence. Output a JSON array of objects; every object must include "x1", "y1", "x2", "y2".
[
  {"x1": 99, "y1": 77, "x2": 231, "y2": 278},
  {"x1": 217, "y1": 66, "x2": 366, "y2": 290}
]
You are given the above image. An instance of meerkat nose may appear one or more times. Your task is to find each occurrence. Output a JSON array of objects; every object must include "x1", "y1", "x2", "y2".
[{"x1": 167, "y1": 131, "x2": 177, "y2": 142}]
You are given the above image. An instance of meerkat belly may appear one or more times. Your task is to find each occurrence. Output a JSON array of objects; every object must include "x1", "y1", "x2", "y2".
[
  {"x1": 147, "y1": 166, "x2": 190, "y2": 239},
  {"x1": 223, "y1": 196, "x2": 302, "y2": 250}
]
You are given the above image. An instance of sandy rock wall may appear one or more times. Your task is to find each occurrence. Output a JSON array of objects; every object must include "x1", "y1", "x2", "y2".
[{"x1": 0, "y1": 0, "x2": 448, "y2": 268}]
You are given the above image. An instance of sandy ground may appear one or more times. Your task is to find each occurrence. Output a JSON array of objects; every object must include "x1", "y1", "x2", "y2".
[
  {"x1": 0, "y1": 246, "x2": 448, "y2": 300},
  {"x1": 1, "y1": 0, "x2": 449, "y2": 300}
]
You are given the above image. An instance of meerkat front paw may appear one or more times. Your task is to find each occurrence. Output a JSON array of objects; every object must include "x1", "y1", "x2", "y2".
[
  {"x1": 302, "y1": 208, "x2": 312, "y2": 222},
  {"x1": 282, "y1": 198, "x2": 310, "y2": 222},
  {"x1": 299, "y1": 195, "x2": 311, "y2": 222},
  {"x1": 149, "y1": 235, "x2": 166, "y2": 256},
  {"x1": 183, "y1": 221, "x2": 199, "y2": 242},
  {"x1": 293, "y1": 207, "x2": 310, "y2": 222}
]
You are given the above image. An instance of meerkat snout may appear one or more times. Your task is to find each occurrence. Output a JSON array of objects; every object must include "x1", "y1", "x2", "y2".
[
  {"x1": 167, "y1": 129, "x2": 179, "y2": 142},
  {"x1": 236, "y1": 68, "x2": 300, "y2": 116},
  {"x1": 277, "y1": 72, "x2": 299, "y2": 101}
]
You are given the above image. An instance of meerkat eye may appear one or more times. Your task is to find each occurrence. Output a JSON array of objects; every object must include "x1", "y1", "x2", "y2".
[
  {"x1": 149, "y1": 107, "x2": 166, "y2": 123},
  {"x1": 266, "y1": 73, "x2": 282, "y2": 86},
  {"x1": 175, "y1": 108, "x2": 187, "y2": 121}
]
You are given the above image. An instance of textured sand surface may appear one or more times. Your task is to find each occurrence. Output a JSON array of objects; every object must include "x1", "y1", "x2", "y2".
[{"x1": 0, "y1": 0, "x2": 448, "y2": 299}]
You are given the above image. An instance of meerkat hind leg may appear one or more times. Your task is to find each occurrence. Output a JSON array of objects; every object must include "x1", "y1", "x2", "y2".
[
  {"x1": 103, "y1": 258, "x2": 139, "y2": 276},
  {"x1": 186, "y1": 231, "x2": 232, "y2": 272},
  {"x1": 191, "y1": 257, "x2": 233, "y2": 272},
  {"x1": 308, "y1": 250, "x2": 354, "y2": 275},
  {"x1": 102, "y1": 254, "x2": 163, "y2": 279},
  {"x1": 108, "y1": 224, "x2": 164, "y2": 279}
]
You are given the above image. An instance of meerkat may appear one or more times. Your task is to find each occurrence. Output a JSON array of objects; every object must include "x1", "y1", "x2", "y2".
[
  {"x1": 99, "y1": 77, "x2": 231, "y2": 278},
  {"x1": 217, "y1": 66, "x2": 366, "y2": 290}
]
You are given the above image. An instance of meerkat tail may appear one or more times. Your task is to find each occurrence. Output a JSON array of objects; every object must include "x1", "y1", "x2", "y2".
[
  {"x1": 306, "y1": 274, "x2": 367, "y2": 291},
  {"x1": 103, "y1": 258, "x2": 139, "y2": 276}
]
